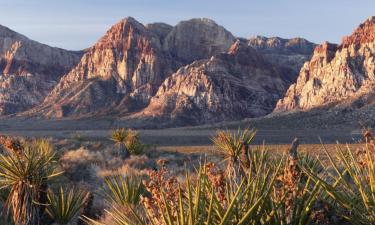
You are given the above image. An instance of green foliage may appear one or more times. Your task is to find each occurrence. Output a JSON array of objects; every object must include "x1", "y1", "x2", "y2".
[
  {"x1": 0, "y1": 138, "x2": 62, "y2": 225},
  {"x1": 46, "y1": 187, "x2": 90, "y2": 225},
  {"x1": 111, "y1": 128, "x2": 145, "y2": 157},
  {"x1": 85, "y1": 128, "x2": 331, "y2": 225},
  {"x1": 211, "y1": 127, "x2": 256, "y2": 160},
  {"x1": 303, "y1": 143, "x2": 375, "y2": 224},
  {"x1": 71, "y1": 132, "x2": 85, "y2": 143},
  {"x1": 103, "y1": 176, "x2": 145, "y2": 206}
]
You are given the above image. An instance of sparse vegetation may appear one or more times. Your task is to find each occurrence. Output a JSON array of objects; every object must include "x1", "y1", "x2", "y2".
[
  {"x1": 0, "y1": 127, "x2": 374, "y2": 225},
  {"x1": 46, "y1": 187, "x2": 90, "y2": 225},
  {"x1": 111, "y1": 128, "x2": 145, "y2": 159}
]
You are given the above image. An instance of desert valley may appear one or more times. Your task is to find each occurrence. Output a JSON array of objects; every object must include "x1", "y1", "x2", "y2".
[{"x1": 1, "y1": 2, "x2": 375, "y2": 224}]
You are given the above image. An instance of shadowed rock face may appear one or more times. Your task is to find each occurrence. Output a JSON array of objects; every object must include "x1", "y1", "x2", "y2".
[
  {"x1": 275, "y1": 16, "x2": 375, "y2": 113},
  {"x1": 248, "y1": 36, "x2": 316, "y2": 82},
  {"x1": 163, "y1": 18, "x2": 236, "y2": 64},
  {"x1": 0, "y1": 25, "x2": 81, "y2": 115},
  {"x1": 136, "y1": 40, "x2": 290, "y2": 124}
]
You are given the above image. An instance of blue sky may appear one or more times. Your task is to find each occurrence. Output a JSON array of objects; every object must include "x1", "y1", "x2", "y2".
[{"x1": 1, "y1": 0, "x2": 374, "y2": 50}]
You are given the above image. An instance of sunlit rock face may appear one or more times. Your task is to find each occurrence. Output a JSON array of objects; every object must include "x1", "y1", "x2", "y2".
[
  {"x1": 137, "y1": 40, "x2": 291, "y2": 124},
  {"x1": 22, "y1": 17, "x2": 316, "y2": 124},
  {"x1": 275, "y1": 16, "x2": 375, "y2": 112},
  {"x1": 29, "y1": 17, "x2": 237, "y2": 118},
  {"x1": 0, "y1": 24, "x2": 81, "y2": 115}
]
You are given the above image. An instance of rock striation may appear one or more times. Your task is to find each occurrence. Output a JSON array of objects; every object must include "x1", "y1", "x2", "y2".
[
  {"x1": 20, "y1": 17, "x2": 316, "y2": 125},
  {"x1": 136, "y1": 40, "x2": 290, "y2": 124},
  {"x1": 27, "y1": 17, "x2": 237, "y2": 118},
  {"x1": 275, "y1": 16, "x2": 375, "y2": 113},
  {"x1": 0, "y1": 25, "x2": 81, "y2": 115}
]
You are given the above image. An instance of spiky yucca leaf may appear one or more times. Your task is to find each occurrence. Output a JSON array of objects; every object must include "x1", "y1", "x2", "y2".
[
  {"x1": 103, "y1": 176, "x2": 144, "y2": 206},
  {"x1": 211, "y1": 128, "x2": 256, "y2": 160},
  {"x1": 46, "y1": 187, "x2": 89, "y2": 225},
  {"x1": 303, "y1": 143, "x2": 375, "y2": 224},
  {"x1": 91, "y1": 157, "x2": 283, "y2": 225},
  {"x1": 0, "y1": 139, "x2": 62, "y2": 225}
]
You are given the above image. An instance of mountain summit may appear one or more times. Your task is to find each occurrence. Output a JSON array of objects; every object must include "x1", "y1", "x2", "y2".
[
  {"x1": 275, "y1": 17, "x2": 375, "y2": 113},
  {"x1": 26, "y1": 17, "x2": 237, "y2": 118}
]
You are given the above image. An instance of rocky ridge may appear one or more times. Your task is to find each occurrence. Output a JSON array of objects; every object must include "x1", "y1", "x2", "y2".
[
  {"x1": 0, "y1": 25, "x2": 81, "y2": 115},
  {"x1": 24, "y1": 17, "x2": 238, "y2": 118},
  {"x1": 275, "y1": 16, "x2": 375, "y2": 112},
  {"x1": 17, "y1": 17, "x2": 316, "y2": 125},
  {"x1": 135, "y1": 40, "x2": 292, "y2": 124}
]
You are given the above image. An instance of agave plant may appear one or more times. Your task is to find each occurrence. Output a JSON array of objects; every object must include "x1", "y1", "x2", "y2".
[
  {"x1": 0, "y1": 138, "x2": 62, "y2": 225},
  {"x1": 111, "y1": 128, "x2": 130, "y2": 159},
  {"x1": 46, "y1": 187, "x2": 90, "y2": 225},
  {"x1": 211, "y1": 127, "x2": 257, "y2": 178}
]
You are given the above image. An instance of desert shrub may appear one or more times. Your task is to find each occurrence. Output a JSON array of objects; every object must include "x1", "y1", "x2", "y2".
[
  {"x1": 60, "y1": 147, "x2": 103, "y2": 182},
  {"x1": 84, "y1": 128, "x2": 340, "y2": 225},
  {"x1": 96, "y1": 155, "x2": 155, "y2": 178},
  {"x1": 71, "y1": 132, "x2": 85, "y2": 143}
]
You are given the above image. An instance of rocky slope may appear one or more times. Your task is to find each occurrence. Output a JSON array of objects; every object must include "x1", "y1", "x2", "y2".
[
  {"x1": 25, "y1": 17, "x2": 237, "y2": 118},
  {"x1": 135, "y1": 40, "x2": 291, "y2": 124},
  {"x1": 275, "y1": 16, "x2": 375, "y2": 113},
  {"x1": 0, "y1": 25, "x2": 81, "y2": 115},
  {"x1": 21, "y1": 17, "x2": 316, "y2": 125},
  {"x1": 248, "y1": 36, "x2": 316, "y2": 82}
]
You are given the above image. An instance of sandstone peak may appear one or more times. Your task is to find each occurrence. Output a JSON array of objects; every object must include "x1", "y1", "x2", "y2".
[
  {"x1": 0, "y1": 25, "x2": 81, "y2": 115},
  {"x1": 248, "y1": 36, "x2": 315, "y2": 55},
  {"x1": 341, "y1": 16, "x2": 375, "y2": 47},
  {"x1": 275, "y1": 16, "x2": 375, "y2": 113},
  {"x1": 138, "y1": 40, "x2": 290, "y2": 124},
  {"x1": 163, "y1": 18, "x2": 236, "y2": 63}
]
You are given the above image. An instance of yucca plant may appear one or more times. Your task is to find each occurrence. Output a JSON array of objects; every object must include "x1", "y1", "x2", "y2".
[
  {"x1": 270, "y1": 159, "x2": 323, "y2": 225},
  {"x1": 124, "y1": 130, "x2": 144, "y2": 155},
  {"x1": 211, "y1": 127, "x2": 257, "y2": 178},
  {"x1": 84, "y1": 157, "x2": 284, "y2": 225},
  {"x1": 0, "y1": 138, "x2": 62, "y2": 225},
  {"x1": 46, "y1": 187, "x2": 90, "y2": 225},
  {"x1": 103, "y1": 176, "x2": 145, "y2": 207},
  {"x1": 303, "y1": 142, "x2": 375, "y2": 224},
  {"x1": 111, "y1": 128, "x2": 130, "y2": 159}
]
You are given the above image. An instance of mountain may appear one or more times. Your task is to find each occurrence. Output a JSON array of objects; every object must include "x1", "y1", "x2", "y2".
[
  {"x1": 0, "y1": 25, "x2": 81, "y2": 115},
  {"x1": 275, "y1": 16, "x2": 375, "y2": 113},
  {"x1": 21, "y1": 17, "x2": 316, "y2": 125},
  {"x1": 25, "y1": 17, "x2": 237, "y2": 118},
  {"x1": 134, "y1": 40, "x2": 297, "y2": 125},
  {"x1": 163, "y1": 18, "x2": 236, "y2": 64},
  {"x1": 248, "y1": 36, "x2": 316, "y2": 82}
]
